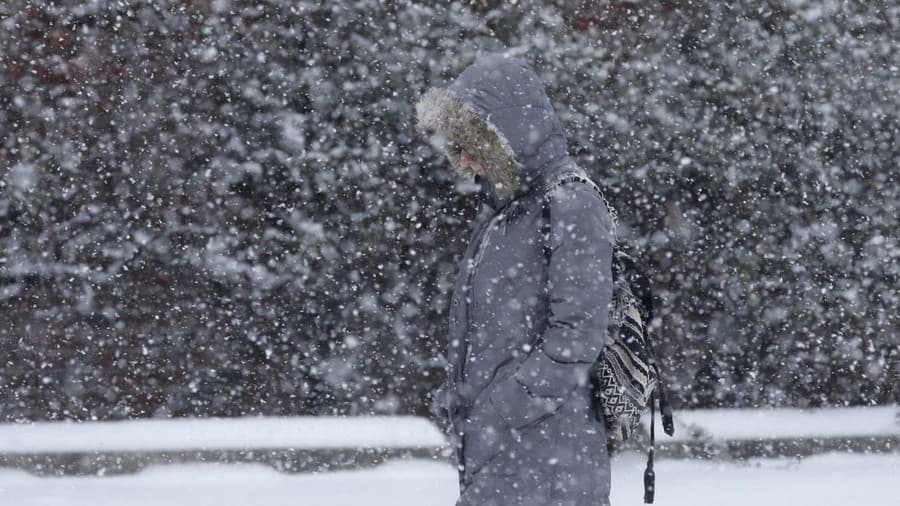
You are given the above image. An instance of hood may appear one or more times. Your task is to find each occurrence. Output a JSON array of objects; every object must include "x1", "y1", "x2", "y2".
[{"x1": 415, "y1": 55, "x2": 571, "y2": 208}]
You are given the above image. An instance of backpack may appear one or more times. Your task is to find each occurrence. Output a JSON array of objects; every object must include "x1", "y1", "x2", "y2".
[{"x1": 539, "y1": 169, "x2": 675, "y2": 504}]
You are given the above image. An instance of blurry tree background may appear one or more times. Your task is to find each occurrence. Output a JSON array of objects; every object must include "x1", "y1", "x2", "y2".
[{"x1": 1, "y1": 0, "x2": 897, "y2": 422}]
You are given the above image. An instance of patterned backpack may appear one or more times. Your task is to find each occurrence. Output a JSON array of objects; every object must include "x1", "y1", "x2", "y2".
[{"x1": 540, "y1": 169, "x2": 674, "y2": 504}]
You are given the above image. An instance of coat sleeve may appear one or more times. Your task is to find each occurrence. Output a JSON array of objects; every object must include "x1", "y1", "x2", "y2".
[{"x1": 487, "y1": 182, "x2": 614, "y2": 430}]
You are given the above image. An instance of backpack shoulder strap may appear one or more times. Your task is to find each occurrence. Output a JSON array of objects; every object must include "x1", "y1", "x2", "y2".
[
  {"x1": 538, "y1": 171, "x2": 582, "y2": 267},
  {"x1": 539, "y1": 169, "x2": 620, "y2": 275},
  {"x1": 540, "y1": 169, "x2": 619, "y2": 243}
]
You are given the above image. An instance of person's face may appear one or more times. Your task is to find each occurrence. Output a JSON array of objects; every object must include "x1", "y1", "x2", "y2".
[{"x1": 461, "y1": 148, "x2": 485, "y2": 176}]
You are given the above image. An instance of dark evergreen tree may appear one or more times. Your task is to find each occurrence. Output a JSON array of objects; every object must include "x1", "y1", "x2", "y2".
[{"x1": 0, "y1": 0, "x2": 896, "y2": 421}]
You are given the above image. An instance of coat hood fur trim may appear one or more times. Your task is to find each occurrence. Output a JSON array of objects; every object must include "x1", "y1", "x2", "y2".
[{"x1": 415, "y1": 87, "x2": 520, "y2": 200}]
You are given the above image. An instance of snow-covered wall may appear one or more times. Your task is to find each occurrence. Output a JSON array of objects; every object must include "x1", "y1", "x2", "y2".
[{"x1": 0, "y1": 416, "x2": 446, "y2": 454}]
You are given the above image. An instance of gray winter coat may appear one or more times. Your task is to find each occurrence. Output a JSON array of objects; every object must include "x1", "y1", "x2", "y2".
[{"x1": 416, "y1": 55, "x2": 614, "y2": 506}]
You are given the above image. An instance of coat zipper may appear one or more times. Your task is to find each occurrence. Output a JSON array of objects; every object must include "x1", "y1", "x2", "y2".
[
  {"x1": 473, "y1": 215, "x2": 502, "y2": 271},
  {"x1": 455, "y1": 199, "x2": 521, "y2": 482},
  {"x1": 459, "y1": 208, "x2": 511, "y2": 380},
  {"x1": 456, "y1": 210, "x2": 505, "y2": 482}
]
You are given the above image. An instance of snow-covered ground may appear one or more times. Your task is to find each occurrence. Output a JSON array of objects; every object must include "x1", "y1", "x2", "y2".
[{"x1": 1, "y1": 452, "x2": 898, "y2": 506}]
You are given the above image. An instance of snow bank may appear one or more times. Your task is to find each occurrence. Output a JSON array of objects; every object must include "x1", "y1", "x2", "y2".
[
  {"x1": 648, "y1": 404, "x2": 900, "y2": 442},
  {"x1": 0, "y1": 416, "x2": 447, "y2": 454},
  {"x1": 2, "y1": 406, "x2": 897, "y2": 459}
]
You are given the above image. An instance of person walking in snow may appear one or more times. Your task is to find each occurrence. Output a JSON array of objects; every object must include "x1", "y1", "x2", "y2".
[{"x1": 415, "y1": 55, "x2": 615, "y2": 506}]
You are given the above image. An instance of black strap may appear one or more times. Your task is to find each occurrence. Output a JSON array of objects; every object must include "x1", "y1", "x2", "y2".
[
  {"x1": 657, "y1": 374, "x2": 675, "y2": 436},
  {"x1": 644, "y1": 391, "x2": 656, "y2": 503},
  {"x1": 642, "y1": 310, "x2": 675, "y2": 438}
]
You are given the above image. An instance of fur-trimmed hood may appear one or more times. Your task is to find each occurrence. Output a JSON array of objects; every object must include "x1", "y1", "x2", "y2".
[{"x1": 415, "y1": 55, "x2": 570, "y2": 206}]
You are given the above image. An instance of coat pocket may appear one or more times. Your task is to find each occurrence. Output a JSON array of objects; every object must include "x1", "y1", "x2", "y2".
[
  {"x1": 473, "y1": 412, "x2": 563, "y2": 485},
  {"x1": 461, "y1": 389, "x2": 513, "y2": 478}
]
